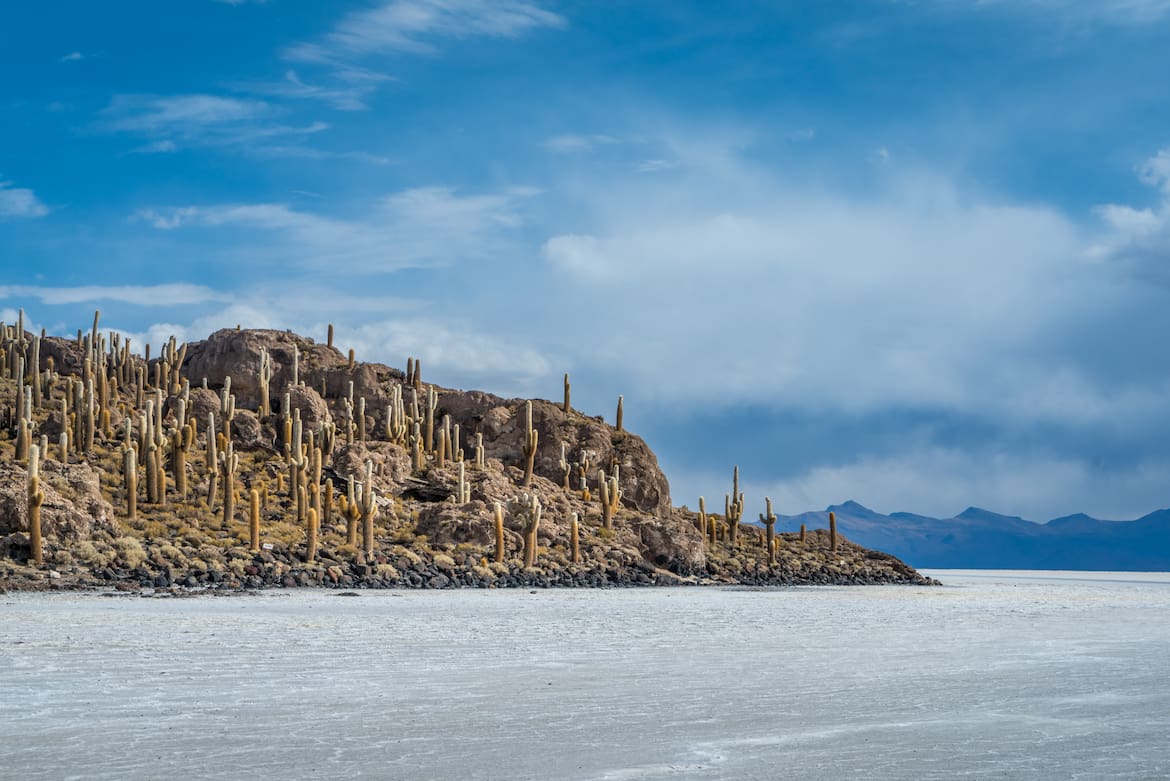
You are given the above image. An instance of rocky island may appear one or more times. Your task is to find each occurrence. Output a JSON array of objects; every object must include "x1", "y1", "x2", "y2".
[{"x1": 0, "y1": 311, "x2": 936, "y2": 592}]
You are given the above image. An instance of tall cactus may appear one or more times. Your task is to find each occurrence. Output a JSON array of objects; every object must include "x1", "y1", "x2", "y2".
[
  {"x1": 570, "y1": 511, "x2": 580, "y2": 564},
  {"x1": 493, "y1": 501, "x2": 505, "y2": 564},
  {"x1": 829, "y1": 511, "x2": 838, "y2": 552},
  {"x1": 123, "y1": 444, "x2": 138, "y2": 520},
  {"x1": 510, "y1": 493, "x2": 542, "y2": 569},
  {"x1": 760, "y1": 497, "x2": 777, "y2": 565},
  {"x1": 359, "y1": 461, "x2": 377, "y2": 555},
  {"x1": 219, "y1": 441, "x2": 239, "y2": 527},
  {"x1": 563, "y1": 373, "x2": 571, "y2": 414},
  {"x1": 27, "y1": 444, "x2": 44, "y2": 565},
  {"x1": 725, "y1": 465, "x2": 744, "y2": 545},
  {"x1": 599, "y1": 466, "x2": 622, "y2": 530},
  {"x1": 521, "y1": 400, "x2": 538, "y2": 487},
  {"x1": 305, "y1": 507, "x2": 319, "y2": 563},
  {"x1": 249, "y1": 488, "x2": 261, "y2": 552}
]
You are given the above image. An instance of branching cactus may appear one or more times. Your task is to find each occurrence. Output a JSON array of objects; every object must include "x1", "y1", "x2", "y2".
[
  {"x1": 521, "y1": 400, "x2": 538, "y2": 487},
  {"x1": 219, "y1": 441, "x2": 239, "y2": 528},
  {"x1": 257, "y1": 347, "x2": 273, "y2": 418},
  {"x1": 760, "y1": 497, "x2": 778, "y2": 565},
  {"x1": 359, "y1": 461, "x2": 377, "y2": 555},
  {"x1": 725, "y1": 465, "x2": 744, "y2": 545},
  {"x1": 559, "y1": 442, "x2": 571, "y2": 489},
  {"x1": 599, "y1": 467, "x2": 622, "y2": 530},
  {"x1": 474, "y1": 432, "x2": 485, "y2": 469},
  {"x1": 454, "y1": 460, "x2": 471, "y2": 503},
  {"x1": 509, "y1": 493, "x2": 542, "y2": 569},
  {"x1": 219, "y1": 376, "x2": 236, "y2": 442},
  {"x1": 27, "y1": 444, "x2": 44, "y2": 565},
  {"x1": 425, "y1": 386, "x2": 438, "y2": 454}
]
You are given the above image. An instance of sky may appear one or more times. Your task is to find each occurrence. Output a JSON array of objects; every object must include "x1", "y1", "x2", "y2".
[{"x1": 3, "y1": 0, "x2": 1170, "y2": 522}]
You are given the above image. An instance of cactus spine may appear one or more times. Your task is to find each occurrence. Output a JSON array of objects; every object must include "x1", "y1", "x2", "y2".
[
  {"x1": 521, "y1": 400, "x2": 538, "y2": 487},
  {"x1": 760, "y1": 497, "x2": 777, "y2": 565}
]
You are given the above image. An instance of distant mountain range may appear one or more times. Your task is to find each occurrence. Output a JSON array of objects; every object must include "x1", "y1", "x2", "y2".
[{"x1": 767, "y1": 501, "x2": 1170, "y2": 571}]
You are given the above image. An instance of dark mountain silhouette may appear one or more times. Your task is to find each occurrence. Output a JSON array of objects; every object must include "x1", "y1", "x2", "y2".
[{"x1": 769, "y1": 502, "x2": 1170, "y2": 571}]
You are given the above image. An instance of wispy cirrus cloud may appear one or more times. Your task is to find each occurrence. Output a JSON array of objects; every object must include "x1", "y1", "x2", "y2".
[
  {"x1": 288, "y1": 0, "x2": 565, "y2": 62},
  {"x1": 0, "y1": 181, "x2": 49, "y2": 220},
  {"x1": 0, "y1": 283, "x2": 228, "y2": 307},
  {"x1": 134, "y1": 185, "x2": 538, "y2": 271},
  {"x1": 95, "y1": 93, "x2": 328, "y2": 152},
  {"x1": 233, "y1": 69, "x2": 390, "y2": 111}
]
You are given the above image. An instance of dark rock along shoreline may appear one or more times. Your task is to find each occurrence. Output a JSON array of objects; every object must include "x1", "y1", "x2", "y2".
[{"x1": 0, "y1": 316, "x2": 938, "y2": 594}]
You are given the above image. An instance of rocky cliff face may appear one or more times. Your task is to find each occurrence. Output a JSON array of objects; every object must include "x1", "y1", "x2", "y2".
[{"x1": 0, "y1": 320, "x2": 935, "y2": 591}]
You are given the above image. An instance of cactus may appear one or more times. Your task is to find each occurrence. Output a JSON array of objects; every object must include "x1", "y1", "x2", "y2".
[
  {"x1": 219, "y1": 376, "x2": 236, "y2": 441},
  {"x1": 800, "y1": 523, "x2": 806, "y2": 544},
  {"x1": 249, "y1": 488, "x2": 261, "y2": 552},
  {"x1": 725, "y1": 465, "x2": 744, "y2": 545},
  {"x1": 698, "y1": 496, "x2": 707, "y2": 535},
  {"x1": 425, "y1": 386, "x2": 438, "y2": 454},
  {"x1": 759, "y1": 497, "x2": 777, "y2": 565},
  {"x1": 521, "y1": 400, "x2": 538, "y2": 487},
  {"x1": 123, "y1": 444, "x2": 138, "y2": 520},
  {"x1": 616, "y1": 395, "x2": 624, "y2": 433},
  {"x1": 327, "y1": 323, "x2": 334, "y2": 349},
  {"x1": 510, "y1": 493, "x2": 542, "y2": 569},
  {"x1": 454, "y1": 460, "x2": 471, "y2": 503},
  {"x1": 829, "y1": 511, "x2": 838, "y2": 551},
  {"x1": 559, "y1": 442, "x2": 571, "y2": 489},
  {"x1": 305, "y1": 507, "x2": 319, "y2": 563},
  {"x1": 599, "y1": 467, "x2": 622, "y2": 530},
  {"x1": 570, "y1": 511, "x2": 580, "y2": 564},
  {"x1": 322, "y1": 477, "x2": 334, "y2": 529},
  {"x1": 474, "y1": 432, "x2": 485, "y2": 469},
  {"x1": 257, "y1": 347, "x2": 273, "y2": 418},
  {"x1": 563, "y1": 373, "x2": 571, "y2": 414},
  {"x1": 359, "y1": 461, "x2": 377, "y2": 555},
  {"x1": 27, "y1": 444, "x2": 44, "y2": 565},
  {"x1": 493, "y1": 501, "x2": 505, "y2": 564},
  {"x1": 219, "y1": 441, "x2": 239, "y2": 528}
]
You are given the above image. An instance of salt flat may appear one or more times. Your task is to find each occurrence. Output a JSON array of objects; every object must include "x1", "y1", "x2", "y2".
[{"x1": 2, "y1": 572, "x2": 1168, "y2": 780}]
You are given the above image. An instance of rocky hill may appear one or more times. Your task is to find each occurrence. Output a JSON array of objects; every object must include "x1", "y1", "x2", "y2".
[{"x1": 0, "y1": 313, "x2": 935, "y2": 592}]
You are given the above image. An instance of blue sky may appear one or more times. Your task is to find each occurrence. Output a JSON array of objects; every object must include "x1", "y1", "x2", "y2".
[{"x1": 4, "y1": 0, "x2": 1170, "y2": 521}]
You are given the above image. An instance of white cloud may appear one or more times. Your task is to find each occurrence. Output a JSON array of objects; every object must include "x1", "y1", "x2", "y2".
[
  {"x1": 58, "y1": 51, "x2": 84, "y2": 63},
  {"x1": 96, "y1": 94, "x2": 328, "y2": 151},
  {"x1": 543, "y1": 134, "x2": 619, "y2": 153},
  {"x1": 290, "y1": 0, "x2": 566, "y2": 61},
  {"x1": 0, "y1": 283, "x2": 229, "y2": 307},
  {"x1": 529, "y1": 134, "x2": 1170, "y2": 442},
  {"x1": 134, "y1": 185, "x2": 538, "y2": 271},
  {"x1": 1088, "y1": 146, "x2": 1170, "y2": 272},
  {"x1": 953, "y1": 0, "x2": 1170, "y2": 25},
  {"x1": 233, "y1": 69, "x2": 387, "y2": 111},
  {"x1": 0, "y1": 181, "x2": 49, "y2": 220}
]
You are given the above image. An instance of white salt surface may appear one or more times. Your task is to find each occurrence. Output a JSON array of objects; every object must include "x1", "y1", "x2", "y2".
[{"x1": 2, "y1": 571, "x2": 1169, "y2": 780}]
